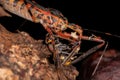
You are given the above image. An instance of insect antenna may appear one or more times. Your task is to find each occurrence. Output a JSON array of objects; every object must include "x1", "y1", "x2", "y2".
[{"x1": 83, "y1": 28, "x2": 120, "y2": 38}]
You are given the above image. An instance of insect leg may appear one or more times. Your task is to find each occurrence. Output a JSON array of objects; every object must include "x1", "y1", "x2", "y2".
[
  {"x1": 46, "y1": 34, "x2": 63, "y2": 67},
  {"x1": 71, "y1": 36, "x2": 105, "y2": 64},
  {"x1": 61, "y1": 41, "x2": 81, "y2": 66}
]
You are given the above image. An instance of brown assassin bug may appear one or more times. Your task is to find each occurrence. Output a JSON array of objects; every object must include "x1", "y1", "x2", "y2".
[{"x1": 0, "y1": 0, "x2": 106, "y2": 66}]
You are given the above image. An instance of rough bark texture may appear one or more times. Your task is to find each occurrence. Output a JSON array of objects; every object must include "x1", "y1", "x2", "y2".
[{"x1": 0, "y1": 24, "x2": 78, "y2": 80}]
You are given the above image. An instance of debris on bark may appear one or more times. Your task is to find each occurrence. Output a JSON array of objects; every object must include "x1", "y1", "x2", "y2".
[{"x1": 0, "y1": 24, "x2": 79, "y2": 80}]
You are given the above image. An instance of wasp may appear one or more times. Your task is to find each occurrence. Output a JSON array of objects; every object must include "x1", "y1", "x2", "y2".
[{"x1": 0, "y1": 0, "x2": 105, "y2": 66}]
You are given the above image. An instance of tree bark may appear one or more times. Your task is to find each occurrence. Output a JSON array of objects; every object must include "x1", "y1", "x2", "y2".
[{"x1": 0, "y1": 24, "x2": 78, "y2": 80}]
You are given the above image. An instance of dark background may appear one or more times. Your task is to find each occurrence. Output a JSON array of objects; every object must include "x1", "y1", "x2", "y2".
[{"x1": 0, "y1": 0, "x2": 120, "y2": 50}]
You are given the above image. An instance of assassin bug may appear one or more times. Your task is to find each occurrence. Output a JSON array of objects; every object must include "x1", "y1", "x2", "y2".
[{"x1": 0, "y1": 0, "x2": 105, "y2": 66}]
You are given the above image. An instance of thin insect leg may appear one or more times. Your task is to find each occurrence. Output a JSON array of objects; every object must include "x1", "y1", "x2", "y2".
[
  {"x1": 61, "y1": 42, "x2": 80, "y2": 65},
  {"x1": 71, "y1": 36, "x2": 105, "y2": 64},
  {"x1": 91, "y1": 42, "x2": 108, "y2": 77},
  {"x1": 81, "y1": 36, "x2": 105, "y2": 42},
  {"x1": 46, "y1": 34, "x2": 61, "y2": 67},
  {"x1": 20, "y1": 20, "x2": 27, "y2": 27},
  {"x1": 53, "y1": 41, "x2": 62, "y2": 67}
]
